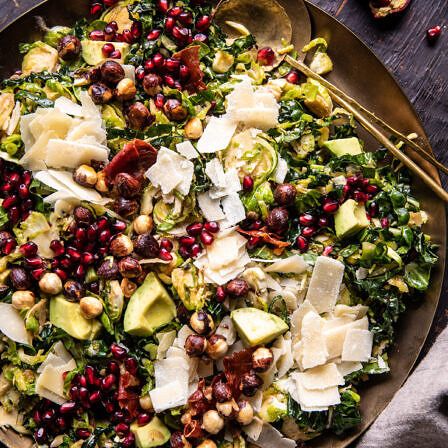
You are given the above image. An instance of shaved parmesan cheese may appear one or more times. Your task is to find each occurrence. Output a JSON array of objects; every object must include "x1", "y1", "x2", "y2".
[
  {"x1": 290, "y1": 300, "x2": 316, "y2": 341},
  {"x1": 272, "y1": 157, "x2": 288, "y2": 183},
  {"x1": 6, "y1": 101, "x2": 21, "y2": 136},
  {"x1": 197, "y1": 192, "x2": 226, "y2": 221},
  {"x1": 342, "y1": 329, "x2": 373, "y2": 362},
  {"x1": 221, "y1": 193, "x2": 246, "y2": 226},
  {"x1": 54, "y1": 97, "x2": 83, "y2": 117},
  {"x1": 336, "y1": 361, "x2": 362, "y2": 377},
  {"x1": 20, "y1": 130, "x2": 58, "y2": 170},
  {"x1": 205, "y1": 158, "x2": 226, "y2": 187},
  {"x1": 156, "y1": 330, "x2": 177, "y2": 360},
  {"x1": 149, "y1": 381, "x2": 188, "y2": 412},
  {"x1": 38, "y1": 342, "x2": 75, "y2": 374},
  {"x1": 334, "y1": 304, "x2": 368, "y2": 320},
  {"x1": 155, "y1": 358, "x2": 190, "y2": 388},
  {"x1": 296, "y1": 363, "x2": 344, "y2": 390},
  {"x1": 305, "y1": 256, "x2": 345, "y2": 313},
  {"x1": 122, "y1": 65, "x2": 136, "y2": 83},
  {"x1": 216, "y1": 316, "x2": 236, "y2": 345},
  {"x1": 243, "y1": 417, "x2": 264, "y2": 441},
  {"x1": 294, "y1": 375, "x2": 340, "y2": 408},
  {"x1": 265, "y1": 255, "x2": 307, "y2": 274},
  {"x1": 250, "y1": 423, "x2": 296, "y2": 448},
  {"x1": 174, "y1": 325, "x2": 195, "y2": 349},
  {"x1": 176, "y1": 141, "x2": 198, "y2": 159},
  {"x1": 197, "y1": 116, "x2": 237, "y2": 153},
  {"x1": 35, "y1": 360, "x2": 75, "y2": 405},
  {"x1": 297, "y1": 311, "x2": 328, "y2": 370},
  {"x1": 274, "y1": 336, "x2": 294, "y2": 378},
  {"x1": 0, "y1": 303, "x2": 31, "y2": 345}
]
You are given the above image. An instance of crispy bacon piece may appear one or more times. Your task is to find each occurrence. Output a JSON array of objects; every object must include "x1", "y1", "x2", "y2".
[
  {"x1": 173, "y1": 46, "x2": 206, "y2": 93},
  {"x1": 184, "y1": 419, "x2": 204, "y2": 439},
  {"x1": 223, "y1": 348, "x2": 255, "y2": 399},
  {"x1": 237, "y1": 226, "x2": 291, "y2": 248},
  {"x1": 187, "y1": 379, "x2": 212, "y2": 416},
  {"x1": 104, "y1": 139, "x2": 157, "y2": 183},
  {"x1": 118, "y1": 371, "x2": 140, "y2": 418}
]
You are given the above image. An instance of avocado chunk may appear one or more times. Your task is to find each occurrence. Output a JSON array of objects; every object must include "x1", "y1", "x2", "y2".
[
  {"x1": 81, "y1": 40, "x2": 130, "y2": 66},
  {"x1": 324, "y1": 137, "x2": 363, "y2": 157},
  {"x1": 49, "y1": 296, "x2": 102, "y2": 340},
  {"x1": 101, "y1": 3, "x2": 133, "y2": 33},
  {"x1": 124, "y1": 273, "x2": 176, "y2": 337},
  {"x1": 22, "y1": 42, "x2": 59, "y2": 75},
  {"x1": 334, "y1": 199, "x2": 369, "y2": 239},
  {"x1": 131, "y1": 416, "x2": 171, "y2": 448},
  {"x1": 231, "y1": 307, "x2": 288, "y2": 347}
]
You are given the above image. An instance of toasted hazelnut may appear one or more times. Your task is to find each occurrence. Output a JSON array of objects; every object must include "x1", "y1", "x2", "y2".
[
  {"x1": 97, "y1": 259, "x2": 119, "y2": 280},
  {"x1": 133, "y1": 233, "x2": 160, "y2": 258},
  {"x1": 180, "y1": 410, "x2": 193, "y2": 426},
  {"x1": 118, "y1": 256, "x2": 143, "y2": 278},
  {"x1": 127, "y1": 102, "x2": 151, "y2": 130},
  {"x1": 109, "y1": 234, "x2": 134, "y2": 257},
  {"x1": 184, "y1": 334, "x2": 207, "y2": 357},
  {"x1": 184, "y1": 117, "x2": 203, "y2": 139},
  {"x1": 39, "y1": 273, "x2": 63, "y2": 295},
  {"x1": 115, "y1": 173, "x2": 142, "y2": 198},
  {"x1": 206, "y1": 334, "x2": 228, "y2": 360},
  {"x1": 236, "y1": 400, "x2": 254, "y2": 425},
  {"x1": 202, "y1": 410, "x2": 224, "y2": 435},
  {"x1": 64, "y1": 280, "x2": 84, "y2": 301},
  {"x1": 57, "y1": 35, "x2": 81, "y2": 61},
  {"x1": 73, "y1": 164, "x2": 98, "y2": 188},
  {"x1": 95, "y1": 171, "x2": 110, "y2": 193},
  {"x1": 116, "y1": 78, "x2": 137, "y2": 101},
  {"x1": 89, "y1": 83, "x2": 113, "y2": 104},
  {"x1": 121, "y1": 278, "x2": 137, "y2": 298},
  {"x1": 212, "y1": 381, "x2": 232, "y2": 403},
  {"x1": 239, "y1": 372, "x2": 263, "y2": 397},
  {"x1": 266, "y1": 207, "x2": 289, "y2": 233},
  {"x1": 80, "y1": 296, "x2": 103, "y2": 319},
  {"x1": 170, "y1": 431, "x2": 192, "y2": 448},
  {"x1": 139, "y1": 394, "x2": 154, "y2": 411},
  {"x1": 142, "y1": 74, "x2": 162, "y2": 96},
  {"x1": 10, "y1": 267, "x2": 32, "y2": 290},
  {"x1": 73, "y1": 206, "x2": 93, "y2": 225},
  {"x1": 113, "y1": 197, "x2": 139, "y2": 218},
  {"x1": 190, "y1": 310, "x2": 214, "y2": 335},
  {"x1": 196, "y1": 440, "x2": 217, "y2": 448},
  {"x1": 133, "y1": 215, "x2": 153, "y2": 235},
  {"x1": 274, "y1": 183, "x2": 297, "y2": 206},
  {"x1": 100, "y1": 60, "x2": 125, "y2": 85},
  {"x1": 163, "y1": 98, "x2": 188, "y2": 122},
  {"x1": 225, "y1": 278, "x2": 249, "y2": 297},
  {"x1": 216, "y1": 399, "x2": 238, "y2": 418},
  {"x1": 252, "y1": 347, "x2": 274, "y2": 373},
  {"x1": 11, "y1": 290, "x2": 35, "y2": 310}
]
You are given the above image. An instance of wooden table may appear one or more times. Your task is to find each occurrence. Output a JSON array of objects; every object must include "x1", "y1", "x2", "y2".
[{"x1": 0, "y1": 0, "x2": 446, "y2": 347}]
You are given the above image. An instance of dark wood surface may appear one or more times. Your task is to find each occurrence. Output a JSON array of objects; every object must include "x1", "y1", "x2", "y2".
[{"x1": 0, "y1": 0, "x2": 446, "y2": 347}]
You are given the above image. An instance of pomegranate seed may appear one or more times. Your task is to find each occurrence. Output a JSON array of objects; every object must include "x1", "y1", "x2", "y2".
[
  {"x1": 366, "y1": 184, "x2": 378, "y2": 194},
  {"x1": 204, "y1": 221, "x2": 220, "y2": 233},
  {"x1": 76, "y1": 429, "x2": 91, "y2": 439},
  {"x1": 90, "y1": 3, "x2": 103, "y2": 16},
  {"x1": 135, "y1": 66, "x2": 145, "y2": 81},
  {"x1": 179, "y1": 246, "x2": 190, "y2": 259},
  {"x1": 1, "y1": 238, "x2": 16, "y2": 255},
  {"x1": 115, "y1": 422, "x2": 130, "y2": 435},
  {"x1": 112, "y1": 410, "x2": 126, "y2": 423},
  {"x1": 2, "y1": 195, "x2": 18, "y2": 210},
  {"x1": 25, "y1": 257, "x2": 44, "y2": 268},
  {"x1": 21, "y1": 198, "x2": 33, "y2": 211},
  {"x1": 125, "y1": 357, "x2": 138, "y2": 375},
  {"x1": 168, "y1": 6, "x2": 182, "y2": 17},
  {"x1": 342, "y1": 185, "x2": 351, "y2": 199},
  {"x1": 19, "y1": 241, "x2": 38, "y2": 257},
  {"x1": 196, "y1": 15, "x2": 211, "y2": 32},
  {"x1": 99, "y1": 229, "x2": 111, "y2": 244},
  {"x1": 0, "y1": 183, "x2": 11, "y2": 193},
  {"x1": 346, "y1": 176, "x2": 360, "y2": 186},
  {"x1": 250, "y1": 220, "x2": 263, "y2": 230},
  {"x1": 190, "y1": 243, "x2": 202, "y2": 257},
  {"x1": 67, "y1": 247, "x2": 81, "y2": 261},
  {"x1": 104, "y1": 25, "x2": 116, "y2": 41},
  {"x1": 102, "y1": 43, "x2": 115, "y2": 57},
  {"x1": 42, "y1": 409, "x2": 55, "y2": 422},
  {"x1": 31, "y1": 268, "x2": 46, "y2": 280},
  {"x1": 257, "y1": 47, "x2": 275, "y2": 66},
  {"x1": 69, "y1": 386, "x2": 79, "y2": 400},
  {"x1": 122, "y1": 433, "x2": 136, "y2": 448},
  {"x1": 172, "y1": 26, "x2": 191, "y2": 44},
  {"x1": 131, "y1": 21, "x2": 142, "y2": 39},
  {"x1": 427, "y1": 25, "x2": 442, "y2": 43},
  {"x1": 112, "y1": 220, "x2": 126, "y2": 233},
  {"x1": 180, "y1": 236, "x2": 195, "y2": 246},
  {"x1": 22, "y1": 170, "x2": 32, "y2": 186},
  {"x1": 33, "y1": 409, "x2": 42, "y2": 424},
  {"x1": 178, "y1": 11, "x2": 193, "y2": 25},
  {"x1": 164, "y1": 75, "x2": 176, "y2": 87},
  {"x1": 154, "y1": 93, "x2": 165, "y2": 108},
  {"x1": 299, "y1": 213, "x2": 316, "y2": 226},
  {"x1": 79, "y1": 386, "x2": 89, "y2": 400},
  {"x1": 147, "y1": 29, "x2": 162, "y2": 41},
  {"x1": 8, "y1": 173, "x2": 21, "y2": 186},
  {"x1": 110, "y1": 50, "x2": 122, "y2": 59},
  {"x1": 200, "y1": 230, "x2": 214, "y2": 245},
  {"x1": 107, "y1": 21, "x2": 118, "y2": 31},
  {"x1": 34, "y1": 428, "x2": 47, "y2": 444},
  {"x1": 60, "y1": 401, "x2": 77, "y2": 414},
  {"x1": 322, "y1": 199, "x2": 339, "y2": 214},
  {"x1": 81, "y1": 252, "x2": 94, "y2": 265},
  {"x1": 296, "y1": 236, "x2": 309, "y2": 252},
  {"x1": 60, "y1": 257, "x2": 72, "y2": 270},
  {"x1": 353, "y1": 191, "x2": 367, "y2": 203},
  {"x1": 137, "y1": 413, "x2": 151, "y2": 426},
  {"x1": 8, "y1": 207, "x2": 20, "y2": 223},
  {"x1": 157, "y1": 0, "x2": 169, "y2": 13},
  {"x1": 89, "y1": 390, "x2": 101, "y2": 404},
  {"x1": 160, "y1": 238, "x2": 173, "y2": 251},
  {"x1": 101, "y1": 373, "x2": 117, "y2": 391},
  {"x1": 159, "y1": 248, "x2": 173, "y2": 261},
  {"x1": 165, "y1": 57, "x2": 180, "y2": 72},
  {"x1": 89, "y1": 30, "x2": 105, "y2": 41},
  {"x1": 193, "y1": 33, "x2": 208, "y2": 43},
  {"x1": 87, "y1": 225, "x2": 98, "y2": 241},
  {"x1": 107, "y1": 361, "x2": 120, "y2": 374},
  {"x1": 104, "y1": 0, "x2": 119, "y2": 6},
  {"x1": 179, "y1": 64, "x2": 190, "y2": 80},
  {"x1": 165, "y1": 17, "x2": 175, "y2": 33},
  {"x1": 105, "y1": 401, "x2": 116, "y2": 413},
  {"x1": 55, "y1": 269, "x2": 68, "y2": 281},
  {"x1": 75, "y1": 228, "x2": 87, "y2": 242},
  {"x1": 243, "y1": 175, "x2": 254, "y2": 192},
  {"x1": 18, "y1": 184, "x2": 29, "y2": 199},
  {"x1": 301, "y1": 226, "x2": 316, "y2": 238},
  {"x1": 75, "y1": 264, "x2": 85, "y2": 279},
  {"x1": 318, "y1": 216, "x2": 330, "y2": 227},
  {"x1": 216, "y1": 286, "x2": 226, "y2": 302},
  {"x1": 56, "y1": 416, "x2": 67, "y2": 430},
  {"x1": 111, "y1": 343, "x2": 128, "y2": 360},
  {"x1": 285, "y1": 69, "x2": 300, "y2": 84},
  {"x1": 144, "y1": 60, "x2": 155, "y2": 74},
  {"x1": 152, "y1": 53, "x2": 165, "y2": 70},
  {"x1": 323, "y1": 245, "x2": 334, "y2": 256},
  {"x1": 247, "y1": 236, "x2": 261, "y2": 249},
  {"x1": 381, "y1": 217, "x2": 390, "y2": 228},
  {"x1": 369, "y1": 201, "x2": 378, "y2": 217},
  {"x1": 85, "y1": 365, "x2": 96, "y2": 385},
  {"x1": 186, "y1": 222, "x2": 203, "y2": 236}
]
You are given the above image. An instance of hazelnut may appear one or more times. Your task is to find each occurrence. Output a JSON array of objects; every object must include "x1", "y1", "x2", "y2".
[
  {"x1": 139, "y1": 394, "x2": 154, "y2": 411},
  {"x1": 10, "y1": 267, "x2": 32, "y2": 291},
  {"x1": 39, "y1": 273, "x2": 63, "y2": 295},
  {"x1": 190, "y1": 310, "x2": 214, "y2": 335},
  {"x1": 127, "y1": 102, "x2": 151, "y2": 130},
  {"x1": 266, "y1": 207, "x2": 289, "y2": 233},
  {"x1": 184, "y1": 334, "x2": 207, "y2": 357},
  {"x1": 11, "y1": 290, "x2": 35, "y2": 310},
  {"x1": 64, "y1": 280, "x2": 84, "y2": 301},
  {"x1": 216, "y1": 399, "x2": 238, "y2": 418},
  {"x1": 274, "y1": 183, "x2": 297, "y2": 206},
  {"x1": 97, "y1": 259, "x2": 119, "y2": 280},
  {"x1": 206, "y1": 334, "x2": 228, "y2": 360},
  {"x1": 100, "y1": 60, "x2": 125, "y2": 85},
  {"x1": 252, "y1": 347, "x2": 274, "y2": 373},
  {"x1": 142, "y1": 74, "x2": 162, "y2": 96},
  {"x1": 133, "y1": 215, "x2": 153, "y2": 235},
  {"x1": 201, "y1": 410, "x2": 224, "y2": 435},
  {"x1": 236, "y1": 400, "x2": 254, "y2": 426},
  {"x1": 170, "y1": 431, "x2": 192, "y2": 448},
  {"x1": 212, "y1": 381, "x2": 232, "y2": 403},
  {"x1": 239, "y1": 372, "x2": 263, "y2": 397},
  {"x1": 225, "y1": 278, "x2": 249, "y2": 297},
  {"x1": 95, "y1": 171, "x2": 110, "y2": 193},
  {"x1": 133, "y1": 233, "x2": 160, "y2": 258},
  {"x1": 115, "y1": 173, "x2": 142, "y2": 198},
  {"x1": 89, "y1": 83, "x2": 113, "y2": 104},
  {"x1": 121, "y1": 278, "x2": 137, "y2": 298},
  {"x1": 57, "y1": 35, "x2": 81, "y2": 61},
  {"x1": 116, "y1": 78, "x2": 137, "y2": 101},
  {"x1": 118, "y1": 256, "x2": 143, "y2": 278},
  {"x1": 109, "y1": 234, "x2": 134, "y2": 257},
  {"x1": 73, "y1": 165, "x2": 98, "y2": 188},
  {"x1": 113, "y1": 197, "x2": 139, "y2": 218},
  {"x1": 196, "y1": 440, "x2": 217, "y2": 448},
  {"x1": 73, "y1": 206, "x2": 93, "y2": 225},
  {"x1": 184, "y1": 117, "x2": 203, "y2": 139},
  {"x1": 80, "y1": 296, "x2": 103, "y2": 319},
  {"x1": 163, "y1": 98, "x2": 188, "y2": 122}
]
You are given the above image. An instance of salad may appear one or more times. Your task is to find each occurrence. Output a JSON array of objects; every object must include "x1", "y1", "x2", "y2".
[{"x1": 0, "y1": 0, "x2": 438, "y2": 447}]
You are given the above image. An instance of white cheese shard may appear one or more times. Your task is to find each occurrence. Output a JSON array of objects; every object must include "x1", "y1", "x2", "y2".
[
  {"x1": 156, "y1": 330, "x2": 177, "y2": 360},
  {"x1": 197, "y1": 192, "x2": 226, "y2": 221},
  {"x1": 248, "y1": 423, "x2": 296, "y2": 448},
  {"x1": 334, "y1": 304, "x2": 369, "y2": 320},
  {"x1": 305, "y1": 256, "x2": 345, "y2": 313},
  {"x1": 209, "y1": 168, "x2": 241, "y2": 199},
  {"x1": 272, "y1": 157, "x2": 288, "y2": 183},
  {"x1": 37, "y1": 341, "x2": 76, "y2": 374},
  {"x1": 155, "y1": 358, "x2": 190, "y2": 388},
  {"x1": 342, "y1": 329, "x2": 373, "y2": 362},
  {"x1": 294, "y1": 374, "x2": 341, "y2": 409},
  {"x1": 205, "y1": 158, "x2": 226, "y2": 187},
  {"x1": 336, "y1": 361, "x2": 363, "y2": 377},
  {"x1": 145, "y1": 147, "x2": 194, "y2": 196},
  {"x1": 35, "y1": 365, "x2": 68, "y2": 405},
  {"x1": 221, "y1": 193, "x2": 246, "y2": 226},
  {"x1": 0, "y1": 303, "x2": 31, "y2": 346},
  {"x1": 6, "y1": 101, "x2": 21, "y2": 135},
  {"x1": 290, "y1": 300, "x2": 316, "y2": 341},
  {"x1": 54, "y1": 96, "x2": 84, "y2": 117},
  {"x1": 265, "y1": 255, "x2": 307, "y2": 274},
  {"x1": 295, "y1": 363, "x2": 344, "y2": 390},
  {"x1": 197, "y1": 116, "x2": 237, "y2": 153},
  {"x1": 149, "y1": 381, "x2": 189, "y2": 413},
  {"x1": 216, "y1": 316, "x2": 236, "y2": 345},
  {"x1": 243, "y1": 417, "x2": 264, "y2": 441},
  {"x1": 176, "y1": 140, "x2": 198, "y2": 159},
  {"x1": 273, "y1": 336, "x2": 294, "y2": 379}
]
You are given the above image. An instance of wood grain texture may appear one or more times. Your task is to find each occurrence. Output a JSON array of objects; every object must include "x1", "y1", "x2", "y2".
[{"x1": 0, "y1": 0, "x2": 445, "y2": 356}]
